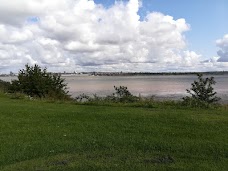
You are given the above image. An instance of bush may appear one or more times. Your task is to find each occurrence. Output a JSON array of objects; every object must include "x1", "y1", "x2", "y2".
[
  {"x1": 106, "y1": 86, "x2": 139, "y2": 103},
  {"x1": 9, "y1": 64, "x2": 70, "y2": 100},
  {"x1": 74, "y1": 86, "x2": 139, "y2": 104},
  {"x1": 75, "y1": 93, "x2": 90, "y2": 102},
  {"x1": 182, "y1": 74, "x2": 220, "y2": 107},
  {"x1": 0, "y1": 79, "x2": 11, "y2": 92}
]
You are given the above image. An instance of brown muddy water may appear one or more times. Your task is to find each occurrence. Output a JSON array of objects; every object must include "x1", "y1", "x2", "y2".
[{"x1": 1, "y1": 75, "x2": 228, "y2": 103}]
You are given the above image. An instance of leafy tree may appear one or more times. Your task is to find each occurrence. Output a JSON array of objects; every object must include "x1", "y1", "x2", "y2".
[
  {"x1": 183, "y1": 74, "x2": 220, "y2": 107},
  {"x1": 9, "y1": 64, "x2": 69, "y2": 99}
]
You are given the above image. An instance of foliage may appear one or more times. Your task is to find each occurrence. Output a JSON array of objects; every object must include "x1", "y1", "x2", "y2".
[
  {"x1": 0, "y1": 79, "x2": 11, "y2": 92},
  {"x1": 75, "y1": 93, "x2": 90, "y2": 102},
  {"x1": 106, "y1": 86, "x2": 139, "y2": 103},
  {"x1": 113, "y1": 86, "x2": 132, "y2": 98},
  {"x1": 182, "y1": 74, "x2": 221, "y2": 107},
  {"x1": 74, "y1": 86, "x2": 139, "y2": 103},
  {"x1": 9, "y1": 64, "x2": 70, "y2": 100}
]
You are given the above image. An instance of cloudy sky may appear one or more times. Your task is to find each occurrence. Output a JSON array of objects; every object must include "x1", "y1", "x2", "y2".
[{"x1": 0, "y1": 0, "x2": 227, "y2": 73}]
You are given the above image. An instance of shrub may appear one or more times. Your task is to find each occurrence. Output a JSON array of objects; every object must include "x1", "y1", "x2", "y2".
[
  {"x1": 0, "y1": 79, "x2": 11, "y2": 92},
  {"x1": 75, "y1": 93, "x2": 90, "y2": 102},
  {"x1": 107, "y1": 86, "x2": 139, "y2": 103},
  {"x1": 9, "y1": 64, "x2": 70, "y2": 100},
  {"x1": 182, "y1": 74, "x2": 220, "y2": 107},
  {"x1": 74, "y1": 86, "x2": 139, "y2": 104}
]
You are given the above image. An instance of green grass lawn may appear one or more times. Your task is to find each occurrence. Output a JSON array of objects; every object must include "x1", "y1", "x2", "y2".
[{"x1": 0, "y1": 94, "x2": 227, "y2": 171}]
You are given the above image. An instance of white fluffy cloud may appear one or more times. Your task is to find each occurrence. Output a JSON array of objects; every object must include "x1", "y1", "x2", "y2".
[
  {"x1": 0, "y1": 0, "x2": 208, "y2": 73},
  {"x1": 216, "y1": 34, "x2": 228, "y2": 62}
]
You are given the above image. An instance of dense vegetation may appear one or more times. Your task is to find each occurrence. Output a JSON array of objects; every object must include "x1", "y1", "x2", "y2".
[
  {"x1": 0, "y1": 94, "x2": 227, "y2": 171},
  {"x1": 9, "y1": 64, "x2": 69, "y2": 100},
  {"x1": 0, "y1": 79, "x2": 10, "y2": 93}
]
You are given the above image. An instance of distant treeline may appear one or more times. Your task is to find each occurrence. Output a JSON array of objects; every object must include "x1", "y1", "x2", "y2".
[
  {"x1": 1, "y1": 71, "x2": 228, "y2": 77},
  {"x1": 89, "y1": 71, "x2": 228, "y2": 76}
]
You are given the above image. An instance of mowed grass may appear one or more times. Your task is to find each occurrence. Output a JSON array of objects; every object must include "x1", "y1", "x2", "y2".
[{"x1": 0, "y1": 94, "x2": 227, "y2": 171}]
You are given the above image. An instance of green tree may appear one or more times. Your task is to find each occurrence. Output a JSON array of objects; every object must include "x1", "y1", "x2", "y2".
[
  {"x1": 9, "y1": 64, "x2": 69, "y2": 99},
  {"x1": 183, "y1": 74, "x2": 220, "y2": 107}
]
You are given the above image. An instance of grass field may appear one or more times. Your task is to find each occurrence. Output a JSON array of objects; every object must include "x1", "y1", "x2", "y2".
[{"x1": 0, "y1": 94, "x2": 227, "y2": 171}]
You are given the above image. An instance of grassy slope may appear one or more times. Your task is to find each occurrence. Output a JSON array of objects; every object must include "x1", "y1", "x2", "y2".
[{"x1": 0, "y1": 94, "x2": 227, "y2": 171}]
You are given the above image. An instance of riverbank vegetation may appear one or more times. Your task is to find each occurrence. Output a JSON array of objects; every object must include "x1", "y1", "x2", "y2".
[
  {"x1": 182, "y1": 73, "x2": 221, "y2": 108},
  {"x1": 8, "y1": 64, "x2": 70, "y2": 100},
  {"x1": 1, "y1": 64, "x2": 222, "y2": 109}
]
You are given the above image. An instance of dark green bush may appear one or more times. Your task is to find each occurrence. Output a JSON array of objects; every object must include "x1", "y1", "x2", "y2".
[
  {"x1": 0, "y1": 79, "x2": 11, "y2": 92},
  {"x1": 9, "y1": 64, "x2": 70, "y2": 100},
  {"x1": 182, "y1": 74, "x2": 221, "y2": 108}
]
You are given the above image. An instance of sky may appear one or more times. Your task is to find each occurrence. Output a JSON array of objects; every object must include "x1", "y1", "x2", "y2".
[{"x1": 0, "y1": 0, "x2": 228, "y2": 73}]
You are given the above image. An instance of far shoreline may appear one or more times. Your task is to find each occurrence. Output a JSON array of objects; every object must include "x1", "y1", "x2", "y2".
[{"x1": 1, "y1": 71, "x2": 228, "y2": 77}]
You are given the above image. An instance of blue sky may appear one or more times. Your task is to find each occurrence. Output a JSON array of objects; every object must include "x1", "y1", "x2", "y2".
[{"x1": 95, "y1": 0, "x2": 228, "y2": 59}]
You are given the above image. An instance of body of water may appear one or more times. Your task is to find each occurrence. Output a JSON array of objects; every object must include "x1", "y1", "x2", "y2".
[{"x1": 1, "y1": 75, "x2": 228, "y2": 102}]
